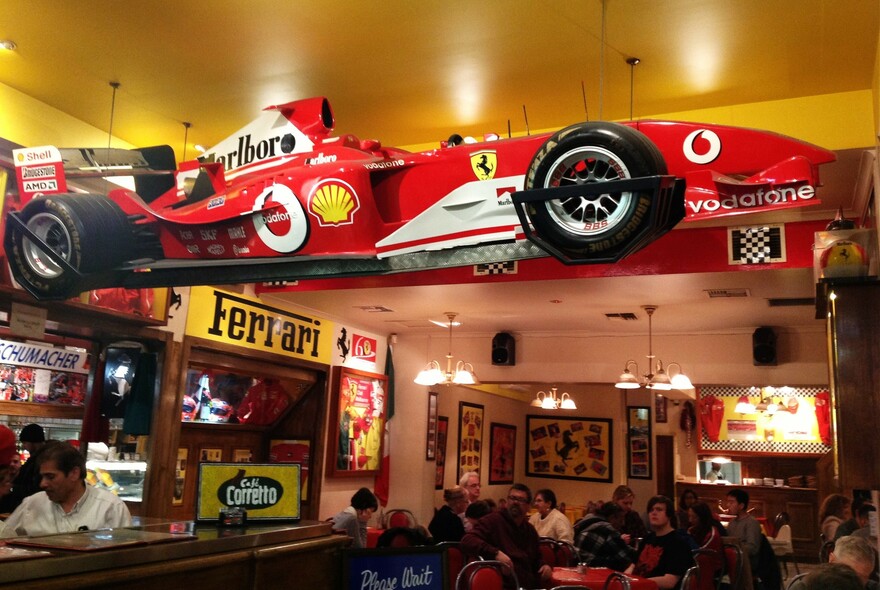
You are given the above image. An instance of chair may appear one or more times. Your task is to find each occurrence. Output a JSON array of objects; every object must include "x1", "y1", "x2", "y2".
[
  {"x1": 721, "y1": 541, "x2": 752, "y2": 590},
  {"x1": 783, "y1": 572, "x2": 809, "y2": 590},
  {"x1": 768, "y1": 520, "x2": 800, "y2": 579},
  {"x1": 375, "y1": 526, "x2": 431, "y2": 547},
  {"x1": 539, "y1": 537, "x2": 558, "y2": 568},
  {"x1": 554, "y1": 540, "x2": 579, "y2": 566},
  {"x1": 819, "y1": 540, "x2": 835, "y2": 562},
  {"x1": 436, "y1": 541, "x2": 465, "y2": 589},
  {"x1": 681, "y1": 564, "x2": 702, "y2": 590},
  {"x1": 455, "y1": 560, "x2": 518, "y2": 590},
  {"x1": 383, "y1": 508, "x2": 418, "y2": 529},
  {"x1": 693, "y1": 547, "x2": 724, "y2": 590},
  {"x1": 602, "y1": 571, "x2": 632, "y2": 590}
]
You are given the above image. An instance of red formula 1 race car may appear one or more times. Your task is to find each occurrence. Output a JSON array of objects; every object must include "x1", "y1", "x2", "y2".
[{"x1": 5, "y1": 97, "x2": 835, "y2": 300}]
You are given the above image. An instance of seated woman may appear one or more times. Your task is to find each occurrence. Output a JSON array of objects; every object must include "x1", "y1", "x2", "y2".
[
  {"x1": 428, "y1": 486, "x2": 468, "y2": 542},
  {"x1": 687, "y1": 502, "x2": 724, "y2": 588},
  {"x1": 331, "y1": 487, "x2": 378, "y2": 549},
  {"x1": 528, "y1": 488, "x2": 574, "y2": 544},
  {"x1": 819, "y1": 493, "x2": 852, "y2": 542}
]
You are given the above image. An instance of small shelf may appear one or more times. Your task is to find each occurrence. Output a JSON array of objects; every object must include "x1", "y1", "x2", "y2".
[{"x1": 0, "y1": 400, "x2": 84, "y2": 419}]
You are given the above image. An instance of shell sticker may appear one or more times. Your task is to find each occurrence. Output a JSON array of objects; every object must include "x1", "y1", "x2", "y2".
[{"x1": 309, "y1": 179, "x2": 360, "y2": 226}]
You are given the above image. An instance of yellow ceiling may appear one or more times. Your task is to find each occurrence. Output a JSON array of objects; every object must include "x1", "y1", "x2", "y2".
[{"x1": 1, "y1": 0, "x2": 877, "y2": 155}]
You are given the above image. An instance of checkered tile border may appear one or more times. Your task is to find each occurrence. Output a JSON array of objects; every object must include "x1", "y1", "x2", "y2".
[{"x1": 698, "y1": 385, "x2": 832, "y2": 454}]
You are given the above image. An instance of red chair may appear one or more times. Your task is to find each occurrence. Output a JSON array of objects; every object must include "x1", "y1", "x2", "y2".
[
  {"x1": 383, "y1": 508, "x2": 417, "y2": 528},
  {"x1": 681, "y1": 565, "x2": 701, "y2": 590},
  {"x1": 602, "y1": 571, "x2": 632, "y2": 590},
  {"x1": 722, "y1": 543, "x2": 747, "y2": 590},
  {"x1": 455, "y1": 560, "x2": 518, "y2": 590},
  {"x1": 554, "y1": 540, "x2": 579, "y2": 566},
  {"x1": 539, "y1": 537, "x2": 558, "y2": 568},
  {"x1": 693, "y1": 547, "x2": 723, "y2": 590},
  {"x1": 435, "y1": 541, "x2": 465, "y2": 590}
]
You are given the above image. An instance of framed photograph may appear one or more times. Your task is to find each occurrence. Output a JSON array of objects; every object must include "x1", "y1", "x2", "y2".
[
  {"x1": 327, "y1": 366, "x2": 388, "y2": 477},
  {"x1": 270, "y1": 438, "x2": 312, "y2": 503},
  {"x1": 488, "y1": 423, "x2": 516, "y2": 485},
  {"x1": 199, "y1": 448, "x2": 223, "y2": 463},
  {"x1": 426, "y1": 391, "x2": 439, "y2": 461},
  {"x1": 457, "y1": 402, "x2": 484, "y2": 481},
  {"x1": 655, "y1": 395, "x2": 668, "y2": 423},
  {"x1": 435, "y1": 417, "x2": 449, "y2": 490},
  {"x1": 173, "y1": 448, "x2": 188, "y2": 506},
  {"x1": 525, "y1": 415, "x2": 613, "y2": 483},
  {"x1": 233, "y1": 448, "x2": 253, "y2": 463},
  {"x1": 627, "y1": 406, "x2": 652, "y2": 479}
]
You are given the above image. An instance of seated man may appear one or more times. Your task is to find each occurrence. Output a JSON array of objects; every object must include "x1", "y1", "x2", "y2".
[
  {"x1": 2, "y1": 442, "x2": 131, "y2": 537},
  {"x1": 831, "y1": 535, "x2": 880, "y2": 589},
  {"x1": 574, "y1": 501, "x2": 636, "y2": 571},
  {"x1": 725, "y1": 488, "x2": 762, "y2": 572},
  {"x1": 461, "y1": 483, "x2": 551, "y2": 590},
  {"x1": 626, "y1": 496, "x2": 692, "y2": 590}
]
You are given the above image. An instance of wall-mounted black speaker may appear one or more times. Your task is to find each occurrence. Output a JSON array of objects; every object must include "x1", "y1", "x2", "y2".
[
  {"x1": 491, "y1": 332, "x2": 515, "y2": 366},
  {"x1": 753, "y1": 327, "x2": 777, "y2": 366}
]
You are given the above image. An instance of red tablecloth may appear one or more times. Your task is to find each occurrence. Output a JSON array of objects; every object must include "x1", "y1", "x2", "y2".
[{"x1": 550, "y1": 567, "x2": 658, "y2": 590}]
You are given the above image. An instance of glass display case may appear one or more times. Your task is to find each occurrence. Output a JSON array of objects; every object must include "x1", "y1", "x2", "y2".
[{"x1": 86, "y1": 459, "x2": 148, "y2": 502}]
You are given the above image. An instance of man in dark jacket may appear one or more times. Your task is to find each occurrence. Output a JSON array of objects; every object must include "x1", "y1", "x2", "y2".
[
  {"x1": 0, "y1": 424, "x2": 48, "y2": 513},
  {"x1": 461, "y1": 483, "x2": 550, "y2": 589}
]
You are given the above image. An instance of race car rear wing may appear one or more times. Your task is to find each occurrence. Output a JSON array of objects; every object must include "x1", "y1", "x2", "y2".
[{"x1": 13, "y1": 145, "x2": 176, "y2": 204}]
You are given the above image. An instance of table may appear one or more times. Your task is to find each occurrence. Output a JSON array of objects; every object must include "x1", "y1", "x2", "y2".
[
  {"x1": 550, "y1": 567, "x2": 658, "y2": 590},
  {"x1": 366, "y1": 526, "x2": 383, "y2": 548}
]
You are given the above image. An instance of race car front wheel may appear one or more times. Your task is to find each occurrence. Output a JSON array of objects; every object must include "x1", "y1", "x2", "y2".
[
  {"x1": 9, "y1": 194, "x2": 132, "y2": 297},
  {"x1": 524, "y1": 121, "x2": 666, "y2": 252}
]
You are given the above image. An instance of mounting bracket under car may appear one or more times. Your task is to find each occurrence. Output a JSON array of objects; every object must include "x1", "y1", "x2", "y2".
[{"x1": 511, "y1": 175, "x2": 685, "y2": 264}]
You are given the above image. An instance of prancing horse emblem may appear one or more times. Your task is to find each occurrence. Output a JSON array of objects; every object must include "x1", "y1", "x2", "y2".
[{"x1": 470, "y1": 151, "x2": 497, "y2": 181}]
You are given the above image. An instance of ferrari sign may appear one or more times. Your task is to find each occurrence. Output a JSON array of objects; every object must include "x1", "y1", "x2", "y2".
[
  {"x1": 186, "y1": 286, "x2": 333, "y2": 364},
  {"x1": 470, "y1": 151, "x2": 497, "y2": 181}
]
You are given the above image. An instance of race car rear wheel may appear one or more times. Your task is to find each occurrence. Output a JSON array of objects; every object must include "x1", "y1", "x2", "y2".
[
  {"x1": 9, "y1": 194, "x2": 132, "y2": 296},
  {"x1": 524, "y1": 121, "x2": 666, "y2": 252}
]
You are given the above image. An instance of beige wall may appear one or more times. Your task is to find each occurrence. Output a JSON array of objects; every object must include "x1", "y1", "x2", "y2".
[{"x1": 364, "y1": 326, "x2": 828, "y2": 527}]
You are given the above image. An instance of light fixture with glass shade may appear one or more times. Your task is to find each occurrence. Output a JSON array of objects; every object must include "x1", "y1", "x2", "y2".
[
  {"x1": 530, "y1": 386, "x2": 577, "y2": 410},
  {"x1": 614, "y1": 305, "x2": 693, "y2": 397},
  {"x1": 414, "y1": 312, "x2": 480, "y2": 386}
]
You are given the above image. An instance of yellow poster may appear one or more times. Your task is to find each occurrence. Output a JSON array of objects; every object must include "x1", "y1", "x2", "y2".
[
  {"x1": 186, "y1": 286, "x2": 333, "y2": 364},
  {"x1": 197, "y1": 463, "x2": 300, "y2": 521}
]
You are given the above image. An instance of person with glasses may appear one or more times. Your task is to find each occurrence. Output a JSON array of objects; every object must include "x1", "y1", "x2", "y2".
[
  {"x1": 461, "y1": 483, "x2": 551, "y2": 589},
  {"x1": 459, "y1": 471, "x2": 481, "y2": 503},
  {"x1": 529, "y1": 488, "x2": 574, "y2": 543}
]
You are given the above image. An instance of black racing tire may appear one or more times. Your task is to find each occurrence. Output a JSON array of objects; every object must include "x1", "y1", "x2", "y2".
[
  {"x1": 9, "y1": 194, "x2": 133, "y2": 296},
  {"x1": 524, "y1": 121, "x2": 667, "y2": 252}
]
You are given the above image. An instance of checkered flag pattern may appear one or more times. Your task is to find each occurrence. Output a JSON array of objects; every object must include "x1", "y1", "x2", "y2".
[
  {"x1": 699, "y1": 385, "x2": 831, "y2": 454},
  {"x1": 474, "y1": 261, "x2": 517, "y2": 276},
  {"x1": 729, "y1": 225, "x2": 785, "y2": 265}
]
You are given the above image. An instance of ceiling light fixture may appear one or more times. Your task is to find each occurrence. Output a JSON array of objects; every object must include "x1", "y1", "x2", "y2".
[
  {"x1": 614, "y1": 305, "x2": 693, "y2": 393},
  {"x1": 0, "y1": 40, "x2": 17, "y2": 51},
  {"x1": 414, "y1": 312, "x2": 480, "y2": 386},
  {"x1": 530, "y1": 386, "x2": 577, "y2": 410}
]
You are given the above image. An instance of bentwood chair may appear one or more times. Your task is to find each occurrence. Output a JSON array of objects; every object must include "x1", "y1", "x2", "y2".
[
  {"x1": 693, "y1": 547, "x2": 724, "y2": 590},
  {"x1": 554, "y1": 540, "x2": 579, "y2": 566},
  {"x1": 455, "y1": 560, "x2": 518, "y2": 590},
  {"x1": 602, "y1": 571, "x2": 632, "y2": 590},
  {"x1": 382, "y1": 508, "x2": 418, "y2": 529},
  {"x1": 538, "y1": 537, "x2": 559, "y2": 568},
  {"x1": 435, "y1": 541, "x2": 465, "y2": 589},
  {"x1": 681, "y1": 565, "x2": 702, "y2": 590}
]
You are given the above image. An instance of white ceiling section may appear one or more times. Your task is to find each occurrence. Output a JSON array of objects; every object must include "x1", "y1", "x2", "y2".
[{"x1": 1, "y1": 1, "x2": 878, "y2": 337}]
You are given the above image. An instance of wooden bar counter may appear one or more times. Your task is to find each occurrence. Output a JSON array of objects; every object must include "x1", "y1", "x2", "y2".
[
  {"x1": 676, "y1": 482, "x2": 819, "y2": 560},
  {"x1": 0, "y1": 520, "x2": 348, "y2": 590}
]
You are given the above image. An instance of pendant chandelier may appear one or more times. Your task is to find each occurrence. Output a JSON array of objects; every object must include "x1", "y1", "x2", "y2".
[
  {"x1": 530, "y1": 386, "x2": 577, "y2": 410},
  {"x1": 614, "y1": 305, "x2": 693, "y2": 392},
  {"x1": 414, "y1": 312, "x2": 480, "y2": 386}
]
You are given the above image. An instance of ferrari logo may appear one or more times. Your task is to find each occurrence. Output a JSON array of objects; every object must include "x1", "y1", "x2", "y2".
[{"x1": 470, "y1": 151, "x2": 497, "y2": 181}]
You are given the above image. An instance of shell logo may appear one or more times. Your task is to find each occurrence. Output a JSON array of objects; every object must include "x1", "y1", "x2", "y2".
[{"x1": 309, "y1": 179, "x2": 360, "y2": 226}]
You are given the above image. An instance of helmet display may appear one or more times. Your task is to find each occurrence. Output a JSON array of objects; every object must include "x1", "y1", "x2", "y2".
[
  {"x1": 820, "y1": 239, "x2": 867, "y2": 278},
  {"x1": 209, "y1": 399, "x2": 233, "y2": 423},
  {"x1": 181, "y1": 395, "x2": 197, "y2": 422}
]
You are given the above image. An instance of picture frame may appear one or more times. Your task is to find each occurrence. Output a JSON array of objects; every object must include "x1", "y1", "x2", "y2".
[
  {"x1": 270, "y1": 438, "x2": 312, "y2": 503},
  {"x1": 456, "y1": 402, "x2": 484, "y2": 481},
  {"x1": 435, "y1": 417, "x2": 449, "y2": 490},
  {"x1": 488, "y1": 422, "x2": 516, "y2": 485},
  {"x1": 426, "y1": 391, "x2": 439, "y2": 461},
  {"x1": 525, "y1": 415, "x2": 613, "y2": 483},
  {"x1": 326, "y1": 366, "x2": 388, "y2": 477},
  {"x1": 172, "y1": 448, "x2": 188, "y2": 506},
  {"x1": 627, "y1": 406, "x2": 652, "y2": 479},
  {"x1": 655, "y1": 395, "x2": 668, "y2": 423},
  {"x1": 269, "y1": 438, "x2": 312, "y2": 503}
]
